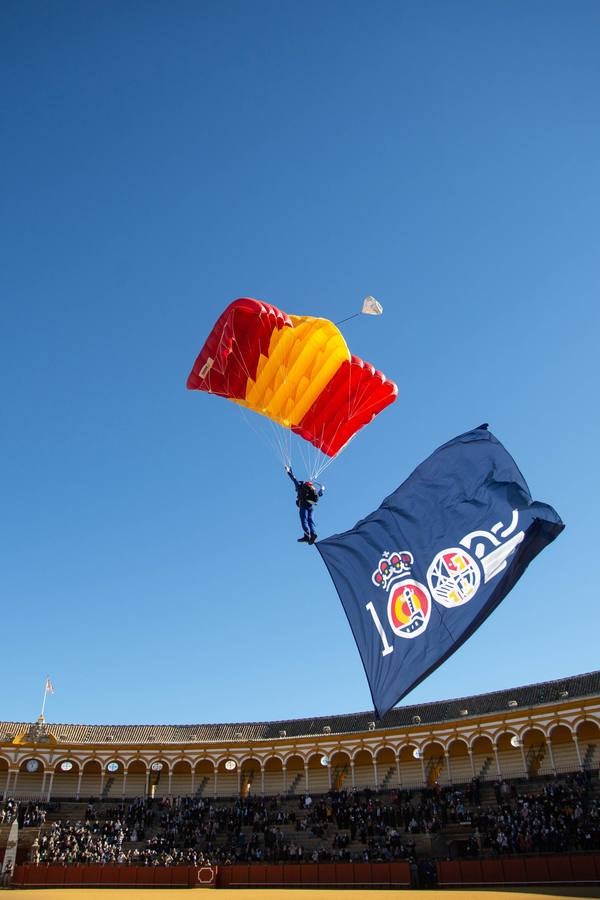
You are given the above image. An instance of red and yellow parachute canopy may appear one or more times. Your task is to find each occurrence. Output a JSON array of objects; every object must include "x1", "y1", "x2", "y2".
[{"x1": 186, "y1": 298, "x2": 397, "y2": 458}]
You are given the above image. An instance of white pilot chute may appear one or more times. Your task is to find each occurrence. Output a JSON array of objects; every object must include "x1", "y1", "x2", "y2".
[{"x1": 361, "y1": 295, "x2": 383, "y2": 315}]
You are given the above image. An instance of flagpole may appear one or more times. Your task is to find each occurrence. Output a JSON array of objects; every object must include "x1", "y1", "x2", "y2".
[{"x1": 40, "y1": 678, "x2": 50, "y2": 722}]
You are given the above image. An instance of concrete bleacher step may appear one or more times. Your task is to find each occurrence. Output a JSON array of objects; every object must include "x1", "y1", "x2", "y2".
[{"x1": 45, "y1": 802, "x2": 91, "y2": 823}]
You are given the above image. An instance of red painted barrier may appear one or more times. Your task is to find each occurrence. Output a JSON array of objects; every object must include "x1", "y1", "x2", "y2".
[
  {"x1": 239, "y1": 865, "x2": 253, "y2": 886},
  {"x1": 154, "y1": 866, "x2": 172, "y2": 886},
  {"x1": 284, "y1": 863, "x2": 301, "y2": 884},
  {"x1": 11, "y1": 863, "x2": 218, "y2": 888},
  {"x1": 196, "y1": 864, "x2": 217, "y2": 886},
  {"x1": 100, "y1": 865, "x2": 119, "y2": 885},
  {"x1": 547, "y1": 856, "x2": 573, "y2": 882},
  {"x1": 459, "y1": 859, "x2": 483, "y2": 883},
  {"x1": 299, "y1": 863, "x2": 319, "y2": 884},
  {"x1": 266, "y1": 863, "x2": 284, "y2": 884},
  {"x1": 390, "y1": 861, "x2": 412, "y2": 886},
  {"x1": 334, "y1": 861, "x2": 354, "y2": 884},
  {"x1": 376, "y1": 862, "x2": 393, "y2": 885},
  {"x1": 524, "y1": 856, "x2": 550, "y2": 882},
  {"x1": 352, "y1": 861, "x2": 372, "y2": 884},
  {"x1": 11, "y1": 855, "x2": 597, "y2": 889},
  {"x1": 215, "y1": 860, "x2": 409, "y2": 888},
  {"x1": 317, "y1": 863, "x2": 335, "y2": 884},
  {"x1": 571, "y1": 854, "x2": 598, "y2": 881},
  {"x1": 481, "y1": 858, "x2": 504, "y2": 883},
  {"x1": 65, "y1": 866, "x2": 83, "y2": 885},
  {"x1": 501, "y1": 856, "x2": 527, "y2": 883},
  {"x1": 117, "y1": 865, "x2": 135, "y2": 885},
  {"x1": 171, "y1": 865, "x2": 189, "y2": 886},
  {"x1": 216, "y1": 865, "x2": 232, "y2": 887},
  {"x1": 438, "y1": 853, "x2": 600, "y2": 887},
  {"x1": 437, "y1": 859, "x2": 460, "y2": 884}
]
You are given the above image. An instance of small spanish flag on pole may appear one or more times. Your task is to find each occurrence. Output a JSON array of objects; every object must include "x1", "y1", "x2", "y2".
[{"x1": 39, "y1": 677, "x2": 55, "y2": 722}]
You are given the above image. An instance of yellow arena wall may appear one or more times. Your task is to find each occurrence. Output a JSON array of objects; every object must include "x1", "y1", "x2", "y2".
[{"x1": 1, "y1": 671, "x2": 598, "y2": 803}]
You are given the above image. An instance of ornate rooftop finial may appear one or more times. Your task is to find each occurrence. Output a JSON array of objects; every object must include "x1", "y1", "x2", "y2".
[{"x1": 25, "y1": 719, "x2": 50, "y2": 743}]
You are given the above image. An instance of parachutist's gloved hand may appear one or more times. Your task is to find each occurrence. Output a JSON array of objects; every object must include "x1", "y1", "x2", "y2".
[{"x1": 285, "y1": 466, "x2": 291, "y2": 473}]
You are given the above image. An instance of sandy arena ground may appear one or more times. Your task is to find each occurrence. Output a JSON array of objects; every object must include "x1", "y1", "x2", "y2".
[{"x1": 4, "y1": 889, "x2": 599, "y2": 900}]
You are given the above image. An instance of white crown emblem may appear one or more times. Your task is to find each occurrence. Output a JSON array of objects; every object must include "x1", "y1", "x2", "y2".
[{"x1": 371, "y1": 550, "x2": 414, "y2": 590}]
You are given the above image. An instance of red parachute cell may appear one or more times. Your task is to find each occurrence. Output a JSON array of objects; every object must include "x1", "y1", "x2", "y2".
[{"x1": 292, "y1": 356, "x2": 398, "y2": 457}]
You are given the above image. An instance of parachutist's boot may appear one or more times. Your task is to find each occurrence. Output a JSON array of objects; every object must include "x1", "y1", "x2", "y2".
[
  {"x1": 298, "y1": 534, "x2": 310, "y2": 543},
  {"x1": 308, "y1": 533, "x2": 317, "y2": 544}
]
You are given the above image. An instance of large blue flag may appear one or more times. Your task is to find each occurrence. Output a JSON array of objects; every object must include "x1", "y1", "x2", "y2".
[{"x1": 317, "y1": 425, "x2": 564, "y2": 719}]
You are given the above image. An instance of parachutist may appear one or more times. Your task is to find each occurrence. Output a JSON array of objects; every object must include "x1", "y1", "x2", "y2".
[{"x1": 286, "y1": 466, "x2": 324, "y2": 545}]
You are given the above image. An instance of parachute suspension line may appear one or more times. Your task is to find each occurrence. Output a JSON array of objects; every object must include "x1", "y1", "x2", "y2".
[
  {"x1": 274, "y1": 315, "x2": 322, "y2": 481},
  {"x1": 303, "y1": 441, "x2": 320, "y2": 483},
  {"x1": 228, "y1": 311, "x2": 295, "y2": 474},
  {"x1": 317, "y1": 295, "x2": 388, "y2": 476},
  {"x1": 306, "y1": 354, "x2": 354, "y2": 480},
  {"x1": 228, "y1": 314, "x2": 292, "y2": 468},
  {"x1": 279, "y1": 418, "x2": 293, "y2": 470},
  {"x1": 334, "y1": 313, "x2": 361, "y2": 326},
  {"x1": 309, "y1": 358, "x2": 386, "y2": 480},
  {"x1": 231, "y1": 306, "x2": 354, "y2": 480},
  {"x1": 270, "y1": 418, "x2": 292, "y2": 469},
  {"x1": 311, "y1": 387, "x2": 392, "y2": 480},
  {"x1": 235, "y1": 404, "x2": 281, "y2": 466}
]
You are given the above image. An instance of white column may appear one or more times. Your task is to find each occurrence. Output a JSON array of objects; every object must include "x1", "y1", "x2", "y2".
[
  {"x1": 351, "y1": 760, "x2": 356, "y2": 789},
  {"x1": 445, "y1": 752, "x2": 452, "y2": 785},
  {"x1": 327, "y1": 762, "x2": 332, "y2": 790},
  {"x1": 519, "y1": 744, "x2": 528, "y2": 778},
  {"x1": 122, "y1": 770, "x2": 128, "y2": 799},
  {"x1": 373, "y1": 758, "x2": 379, "y2": 790},
  {"x1": 493, "y1": 747, "x2": 502, "y2": 777},
  {"x1": 396, "y1": 758, "x2": 401, "y2": 788},
  {"x1": 191, "y1": 769, "x2": 196, "y2": 796},
  {"x1": 76, "y1": 769, "x2": 83, "y2": 800},
  {"x1": 168, "y1": 770, "x2": 173, "y2": 797},
  {"x1": 40, "y1": 771, "x2": 48, "y2": 802},
  {"x1": 304, "y1": 763, "x2": 309, "y2": 793},
  {"x1": 3, "y1": 769, "x2": 14, "y2": 800},
  {"x1": 261, "y1": 767, "x2": 265, "y2": 796},
  {"x1": 573, "y1": 736, "x2": 583, "y2": 769},
  {"x1": 213, "y1": 770, "x2": 217, "y2": 798},
  {"x1": 46, "y1": 772, "x2": 55, "y2": 802},
  {"x1": 546, "y1": 741, "x2": 557, "y2": 776},
  {"x1": 419, "y1": 754, "x2": 426, "y2": 786},
  {"x1": 468, "y1": 749, "x2": 475, "y2": 778}
]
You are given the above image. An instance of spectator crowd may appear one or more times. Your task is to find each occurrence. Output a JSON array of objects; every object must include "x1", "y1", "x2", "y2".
[
  {"x1": 0, "y1": 800, "x2": 48, "y2": 828},
  {"x1": 2, "y1": 772, "x2": 598, "y2": 869},
  {"x1": 466, "y1": 773, "x2": 600, "y2": 856}
]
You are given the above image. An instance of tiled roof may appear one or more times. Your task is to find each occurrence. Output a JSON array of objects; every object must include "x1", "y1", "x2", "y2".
[{"x1": 1, "y1": 670, "x2": 598, "y2": 746}]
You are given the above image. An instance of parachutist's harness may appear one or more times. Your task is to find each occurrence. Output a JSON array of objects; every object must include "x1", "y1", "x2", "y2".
[{"x1": 296, "y1": 482, "x2": 319, "y2": 507}]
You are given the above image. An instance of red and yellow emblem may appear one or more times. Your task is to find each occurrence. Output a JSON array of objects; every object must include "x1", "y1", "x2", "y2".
[{"x1": 387, "y1": 580, "x2": 431, "y2": 639}]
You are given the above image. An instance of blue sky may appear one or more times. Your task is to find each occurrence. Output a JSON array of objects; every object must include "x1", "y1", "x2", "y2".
[{"x1": 2, "y1": 0, "x2": 599, "y2": 726}]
